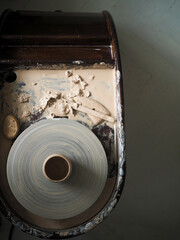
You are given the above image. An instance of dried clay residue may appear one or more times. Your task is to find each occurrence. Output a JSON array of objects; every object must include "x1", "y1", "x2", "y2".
[{"x1": 0, "y1": 69, "x2": 115, "y2": 130}]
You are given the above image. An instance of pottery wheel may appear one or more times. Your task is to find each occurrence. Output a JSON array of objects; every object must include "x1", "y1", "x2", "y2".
[{"x1": 7, "y1": 119, "x2": 108, "y2": 219}]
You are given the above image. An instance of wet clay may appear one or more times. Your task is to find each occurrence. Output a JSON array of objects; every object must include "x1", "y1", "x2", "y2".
[{"x1": 43, "y1": 154, "x2": 72, "y2": 182}]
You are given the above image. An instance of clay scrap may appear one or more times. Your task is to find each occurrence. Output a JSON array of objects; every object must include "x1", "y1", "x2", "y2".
[
  {"x1": 1, "y1": 69, "x2": 115, "y2": 126},
  {"x1": 69, "y1": 102, "x2": 114, "y2": 123},
  {"x1": 34, "y1": 71, "x2": 114, "y2": 124},
  {"x1": 3, "y1": 114, "x2": 20, "y2": 139},
  {"x1": 74, "y1": 96, "x2": 111, "y2": 124}
]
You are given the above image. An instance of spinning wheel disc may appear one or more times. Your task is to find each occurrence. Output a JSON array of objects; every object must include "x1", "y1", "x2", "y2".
[{"x1": 7, "y1": 119, "x2": 108, "y2": 219}]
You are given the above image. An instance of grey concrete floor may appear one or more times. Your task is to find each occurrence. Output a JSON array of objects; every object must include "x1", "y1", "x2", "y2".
[{"x1": 0, "y1": 0, "x2": 180, "y2": 239}]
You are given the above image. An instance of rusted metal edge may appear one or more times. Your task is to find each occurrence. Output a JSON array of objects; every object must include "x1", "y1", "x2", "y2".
[{"x1": 102, "y1": 10, "x2": 126, "y2": 209}]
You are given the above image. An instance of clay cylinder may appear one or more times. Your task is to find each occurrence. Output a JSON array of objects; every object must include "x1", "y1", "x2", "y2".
[{"x1": 43, "y1": 154, "x2": 72, "y2": 182}]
